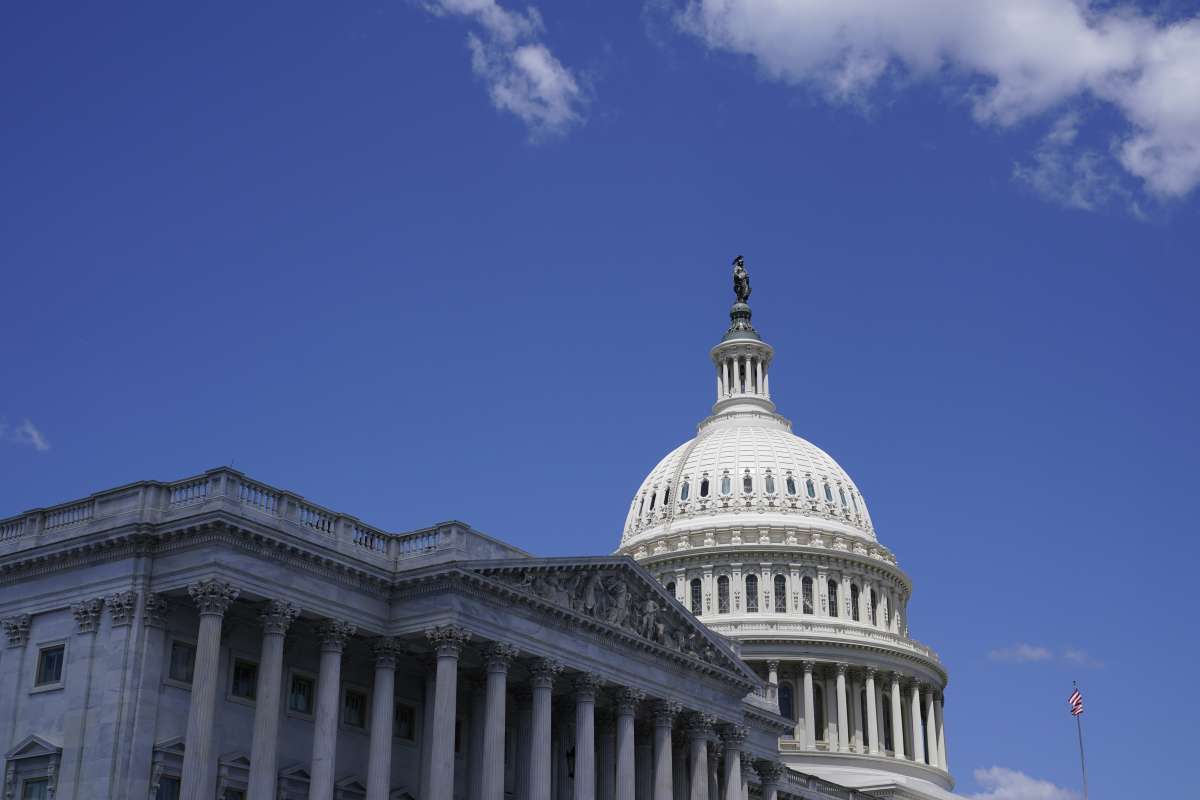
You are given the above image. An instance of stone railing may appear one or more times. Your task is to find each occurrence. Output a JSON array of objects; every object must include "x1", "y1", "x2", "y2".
[
  {"x1": 713, "y1": 618, "x2": 939, "y2": 662},
  {"x1": 0, "y1": 467, "x2": 486, "y2": 568}
]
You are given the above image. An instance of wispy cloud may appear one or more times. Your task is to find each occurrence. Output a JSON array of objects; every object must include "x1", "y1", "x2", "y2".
[
  {"x1": 1013, "y1": 112, "x2": 1137, "y2": 214},
  {"x1": 423, "y1": 0, "x2": 586, "y2": 138},
  {"x1": 672, "y1": 1, "x2": 1200, "y2": 207},
  {"x1": 0, "y1": 418, "x2": 50, "y2": 452},
  {"x1": 989, "y1": 643, "x2": 1103, "y2": 669},
  {"x1": 967, "y1": 767, "x2": 1079, "y2": 800}
]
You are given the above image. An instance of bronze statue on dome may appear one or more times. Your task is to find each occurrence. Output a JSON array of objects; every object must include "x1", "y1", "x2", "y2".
[{"x1": 732, "y1": 255, "x2": 751, "y2": 304}]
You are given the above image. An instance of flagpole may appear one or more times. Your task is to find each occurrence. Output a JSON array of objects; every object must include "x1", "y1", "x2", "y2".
[{"x1": 1073, "y1": 681, "x2": 1088, "y2": 800}]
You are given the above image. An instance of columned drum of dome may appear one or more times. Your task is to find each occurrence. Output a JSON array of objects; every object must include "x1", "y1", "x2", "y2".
[{"x1": 617, "y1": 256, "x2": 957, "y2": 800}]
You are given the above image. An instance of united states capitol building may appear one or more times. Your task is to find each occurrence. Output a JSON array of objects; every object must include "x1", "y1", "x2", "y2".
[{"x1": 0, "y1": 259, "x2": 957, "y2": 800}]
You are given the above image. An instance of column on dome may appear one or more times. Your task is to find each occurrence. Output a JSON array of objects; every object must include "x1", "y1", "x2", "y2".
[
  {"x1": 816, "y1": 570, "x2": 829, "y2": 617},
  {"x1": 366, "y1": 638, "x2": 403, "y2": 800},
  {"x1": 686, "y1": 714, "x2": 713, "y2": 800},
  {"x1": 310, "y1": 619, "x2": 357, "y2": 800},
  {"x1": 615, "y1": 688, "x2": 643, "y2": 800},
  {"x1": 801, "y1": 662, "x2": 816, "y2": 751},
  {"x1": 529, "y1": 659, "x2": 563, "y2": 800},
  {"x1": 755, "y1": 359, "x2": 763, "y2": 395},
  {"x1": 482, "y1": 643, "x2": 518, "y2": 800},
  {"x1": 652, "y1": 701, "x2": 680, "y2": 800},
  {"x1": 889, "y1": 673, "x2": 905, "y2": 760},
  {"x1": 180, "y1": 579, "x2": 239, "y2": 800},
  {"x1": 835, "y1": 665, "x2": 849, "y2": 752},
  {"x1": 575, "y1": 674, "x2": 601, "y2": 800},
  {"x1": 427, "y1": 625, "x2": 471, "y2": 800},
  {"x1": 923, "y1": 687, "x2": 938, "y2": 767},
  {"x1": 840, "y1": 573, "x2": 853, "y2": 619},
  {"x1": 935, "y1": 693, "x2": 949, "y2": 771},
  {"x1": 247, "y1": 600, "x2": 299, "y2": 800},
  {"x1": 849, "y1": 672, "x2": 863, "y2": 753},
  {"x1": 909, "y1": 681, "x2": 926, "y2": 764},
  {"x1": 864, "y1": 668, "x2": 879, "y2": 755}
]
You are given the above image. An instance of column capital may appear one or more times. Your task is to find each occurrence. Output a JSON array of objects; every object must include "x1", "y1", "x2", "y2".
[
  {"x1": 425, "y1": 624, "x2": 471, "y2": 657},
  {"x1": 143, "y1": 593, "x2": 171, "y2": 628},
  {"x1": 318, "y1": 619, "x2": 357, "y2": 653},
  {"x1": 72, "y1": 597, "x2": 104, "y2": 634},
  {"x1": 529, "y1": 657, "x2": 564, "y2": 688},
  {"x1": 484, "y1": 641, "x2": 520, "y2": 673},
  {"x1": 651, "y1": 699, "x2": 682, "y2": 727},
  {"x1": 373, "y1": 636, "x2": 404, "y2": 667},
  {"x1": 260, "y1": 600, "x2": 300, "y2": 636},
  {"x1": 574, "y1": 672, "x2": 604, "y2": 700},
  {"x1": 685, "y1": 713, "x2": 716, "y2": 741},
  {"x1": 936, "y1": 691, "x2": 945, "y2": 705},
  {"x1": 766, "y1": 659, "x2": 780, "y2": 670},
  {"x1": 863, "y1": 666, "x2": 878, "y2": 680},
  {"x1": 2, "y1": 614, "x2": 30, "y2": 648},
  {"x1": 739, "y1": 751, "x2": 755, "y2": 775},
  {"x1": 888, "y1": 670, "x2": 904, "y2": 685},
  {"x1": 834, "y1": 662, "x2": 848, "y2": 677},
  {"x1": 614, "y1": 686, "x2": 645, "y2": 715},
  {"x1": 106, "y1": 590, "x2": 139, "y2": 627},
  {"x1": 718, "y1": 724, "x2": 748, "y2": 747},
  {"x1": 188, "y1": 578, "x2": 239, "y2": 616},
  {"x1": 755, "y1": 760, "x2": 786, "y2": 786},
  {"x1": 801, "y1": 660, "x2": 816, "y2": 674}
]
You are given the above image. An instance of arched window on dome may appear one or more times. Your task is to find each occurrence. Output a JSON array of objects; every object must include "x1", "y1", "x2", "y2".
[
  {"x1": 824, "y1": 483, "x2": 834, "y2": 502},
  {"x1": 839, "y1": 487, "x2": 847, "y2": 507},
  {"x1": 850, "y1": 490, "x2": 859, "y2": 512},
  {"x1": 700, "y1": 477, "x2": 710, "y2": 498},
  {"x1": 666, "y1": 581, "x2": 676, "y2": 598},
  {"x1": 868, "y1": 589, "x2": 878, "y2": 626},
  {"x1": 720, "y1": 473, "x2": 732, "y2": 496},
  {"x1": 648, "y1": 492, "x2": 656, "y2": 511},
  {"x1": 765, "y1": 472, "x2": 776, "y2": 495},
  {"x1": 717, "y1": 576, "x2": 730, "y2": 614},
  {"x1": 663, "y1": 484, "x2": 671, "y2": 505},
  {"x1": 745, "y1": 574, "x2": 759, "y2": 612},
  {"x1": 806, "y1": 478, "x2": 816, "y2": 498},
  {"x1": 813, "y1": 682, "x2": 827, "y2": 742},
  {"x1": 786, "y1": 474, "x2": 797, "y2": 496},
  {"x1": 680, "y1": 480, "x2": 690, "y2": 501},
  {"x1": 882, "y1": 596, "x2": 890, "y2": 629},
  {"x1": 742, "y1": 471, "x2": 753, "y2": 495},
  {"x1": 638, "y1": 496, "x2": 645, "y2": 518},
  {"x1": 774, "y1": 575, "x2": 787, "y2": 612},
  {"x1": 778, "y1": 682, "x2": 795, "y2": 720},
  {"x1": 850, "y1": 584, "x2": 861, "y2": 621},
  {"x1": 882, "y1": 695, "x2": 895, "y2": 752},
  {"x1": 690, "y1": 579, "x2": 702, "y2": 615},
  {"x1": 802, "y1": 576, "x2": 814, "y2": 614},
  {"x1": 828, "y1": 580, "x2": 839, "y2": 618}
]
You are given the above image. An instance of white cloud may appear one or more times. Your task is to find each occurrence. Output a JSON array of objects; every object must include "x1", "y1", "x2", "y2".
[
  {"x1": 0, "y1": 418, "x2": 50, "y2": 452},
  {"x1": 1013, "y1": 112, "x2": 1133, "y2": 212},
  {"x1": 425, "y1": 0, "x2": 585, "y2": 137},
  {"x1": 1061, "y1": 646, "x2": 1105, "y2": 669},
  {"x1": 988, "y1": 643, "x2": 1054, "y2": 663},
  {"x1": 967, "y1": 767, "x2": 1079, "y2": 800},
  {"x1": 674, "y1": 1, "x2": 1200, "y2": 201}
]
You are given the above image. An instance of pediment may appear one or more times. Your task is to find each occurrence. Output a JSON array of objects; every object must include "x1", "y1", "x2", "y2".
[
  {"x1": 219, "y1": 751, "x2": 252, "y2": 769},
  {"x1": 5, "y1": 734, "x2": 61, "y2": 760},
  {"x1": 153, "y1": 736, "x2": 185, "y2": 756},
  {"x1": 467, "y1": 557, "x2": 758, "y2": 685},
  {"x1": 279, "y1": 764, "x2": 311, "y2": 781},
  {"x1": 336, "y1": 775, "x2": 367, "y2": 798},
  {"x1": 390, "y1": 792, "x2": 416, "y2": 800}
]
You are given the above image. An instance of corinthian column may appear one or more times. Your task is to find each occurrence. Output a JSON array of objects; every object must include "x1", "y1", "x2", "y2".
[
  {"x1": 801, "y1": 662, "x2": 816, "y2": 750},
  {"x1": 614, "y1": 688, "x2": 643, "y2": 800},
  {"x1": 686, "y1": 714, "x2": 713, "y2": 800},
  {"x1": 889, "y1": 673, "x2": 905, "y2": 759},
  {"x1": 652, "y1": 701, "x2": 681, "y2": 800},
  {"x1": 247, "y1": 600, "x2": 300, "y2": 800},
  {"x1": 180, "y1": 579, "x2": 239, "y2": 800},
  {"x1": 311, "y1": 619, "x2": 357, "y2": 800},
  {"x1": 935, "y1": 693, "x2": 948, "y2": 771},
  {"x1": 575, "y1": 674, "x2": 602, "y2": 800},
  {"x1": 367, "y1": 638, "x2": 404, "y2": 800},
  {"x1": 923, "y1": 687, "x2": 938, "y2": 767},
  {"x1": 864, "y1": 668, "x2": 879, "y2": 756},
  {"x1": 756, "y1": 761, "x2": 785, "y2": 800},
  {"x1": 718, "y1": 726, "x2": 745, "y2": 800},
  {"x1": 835, "y1": 664, "x2": 849, "y2": 753},
  {"x1": 427, "y1": 625, "x2": 471, "y2": 800},
  {"x1": 529, "y1": 659, "x2": 563, "y2": 800},
  {"x1": 482, "y1": 643, "x2": 519, "y2": 800},
  {"x1": 909, "y1": 682, "x2": 925, "y2": 764}
]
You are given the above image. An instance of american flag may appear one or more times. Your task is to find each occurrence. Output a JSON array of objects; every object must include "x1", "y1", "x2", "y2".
[{"x1": 1069, "y1": 687, "x2": 1083, "y2": 717}]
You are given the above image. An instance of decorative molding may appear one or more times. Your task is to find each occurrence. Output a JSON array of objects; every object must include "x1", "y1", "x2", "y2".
[
  {"x1": 483, "y1": 641, "x2": 519, "y2": 673},
  {"x1": 2, "y1": 614, "x2": 30, "y2": 648},
  {"x1": 685, "y1": 712, "x2": 716, "y2": 740},
  {"x1": 106, "y1": 591, "x2": 139, "y2": 627},
  {"x1": 573, "y1": 673, "x2": 603, "y2": 700},
  {"x1": 372, "y1": 637, "x2": 404, "y2": 668},
  {"x1": 260, "y1": 600, "x2": 300, "y2": 636},
  {"x1": 143, "y1": 593, "x2": 170, "y2": 628},
  {"x1": 188, "y1": 578, "x2": 239, "y2": 616},
  {"x1": 651, "y1": 700, "x2": 682, "y2": 726},
  {"x1": 72, "y1": 597, "x2": 104, "y2": 634},
  {"x1": 614, "y1": 686, "x2": 645, "y2": 715},
  {"x1": 318, "y1": 619, "x2": 356, "y2": 653},
  {"x1": 425, "y1": 624, "x2": 469, "y2": 658},
  {"x1": 529, "y1": 658, "x2": 564, "y2": 688},
  {"x1": 719, "y1": 724, "x2": 748, "y2": 747}
]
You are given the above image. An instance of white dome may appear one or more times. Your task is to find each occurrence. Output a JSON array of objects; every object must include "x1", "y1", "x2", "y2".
[{"x1": 620, "y1": 409, "x2": 875, "y2": 549}]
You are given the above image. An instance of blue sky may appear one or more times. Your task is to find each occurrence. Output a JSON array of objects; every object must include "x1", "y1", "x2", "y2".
[{"x1": 2, "y1": 2, "x2": 1198, "y2": 798}]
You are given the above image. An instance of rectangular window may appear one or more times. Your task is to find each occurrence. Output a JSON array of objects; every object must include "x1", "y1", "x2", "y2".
[
  {"x1": 342, "y1": 688, "x2": 367, "y2": 729},
  {"x1": 288, "y1": 673, "x2": 315, "y2": 715},
  {"x1": 155, "y1": 777, "x2": 181, "y2": 800},
  {"x1": 21, "y1": 779, "x2": 49, "y2": 800},
  {"x1": 222, "y1": 790, "x2": 246, "y2": 800},
  {"x1": 230, "y1": 658, "x2": 258, "y2": 701},
  {"x1": 35, "y1": 644, "x2": 65, "y2": 687},
  {"x1": 394, "y1": 702, "x2": 417, "y2": 740},
  {"x1": 168, "y1": 641, "x2": 196, "y2": 684}
]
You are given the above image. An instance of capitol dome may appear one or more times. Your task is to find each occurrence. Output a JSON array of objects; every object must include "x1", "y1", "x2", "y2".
[{"x1": 617, "y1": 256, "x2": 956, "y2": 800}]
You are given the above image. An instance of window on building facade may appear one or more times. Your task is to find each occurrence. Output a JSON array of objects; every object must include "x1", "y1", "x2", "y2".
[
  {"x1": 394, "y1": 702, "x2": 417, "y2": 740},
  {"x1": 745, "y1": 574, "x2": 758, "y2": 612},
  {"x1": 155, "y1": 777, "x2": 181, "y2": 800},
  {"x1": 742, "y1": 473, "x2": 753, "y2": 494},
  {"x1": 717, "y1": 576, "x2": 730, "y2": 613},
  {"x1": 778, "y1": 683, "x2": 794, "y2": 720},
  {"x1": 839, "y1": 487, "x2": 847, "y2": 506},
  {"x1": 828, "y1": 580, "x2": 839, "y2": 617},
  {"x1": 648, "y1": 492, "x2": 655, "y2": 511},
  {"x1": 663, "y1": 485, "x2": 671, "y2": 504},
  {"x1": 168, "y1": 641, "x2": 195, "y2": 685},
  {"x1": 850, "y1": 585, "x2": 860, "y2": 622},
  {"x1": 850, "y1": 491, "x2": 859, "y2": 512},
  {"x1": 222, "y1": 790, "x2": 245, "y2": 800},
  {"x1": 289, "y1": 673, "x2": 315, "y2": 715},
  {"x1": 21, "y1": 779, "x2": 49, "y2": 800},
  {"x1": 665, "y1": 581, "x2": 676, "y2": 597},
  {"x1": 35, "y1": 644, "x2": 65, "y2": 687},
  {"x1": 773, "y1": 575, "x2": 787, "y2": 612},
  {"x1": 343, "y1": 688, "x2": 368, "y2": 729},
  {"x1": 720, "y1": 474, "x2": 731, "y2": 495},
  {"x1": 824, "y1": 483, "x2": 834, "y2": 502},
  {"x1": 868, "y1": 589, "x2": 878, "y2": 625},
  {"x1": 230, "y1": 658, "x2": 258, "y2": 701},
  {"x1": 638, "y1": 497, "x2": 645, "y2": 517},
  {"x1": 806, "y1": 479, "x2": 816, "y2": 498},
  {"x1": 699, "y1": 478, "x2": 710, "y2": 498},
  {"x1": 764, "y1": 473, "x2": 775, "y2": 494},
  {"x1": 813, "y1": 684, "x2": 826, "y2": 741},
  {"x1": 680, "y1": 481, "x2": 690, "y2": 501},
  {"x1": 786, "y1": 475, "x2": 796, "y2": 495},
  {"x1": 802, "y1": 577, "x2": 814, "y2": 614},
  {"x1": 690, "y1": 579, "x2": 702, "y2": 614}
]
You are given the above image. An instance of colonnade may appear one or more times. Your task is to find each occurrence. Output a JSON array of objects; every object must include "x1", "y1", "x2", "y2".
[
  {"x1": 175, "y1": 578, "x2": 790, "y2": 800},
  {"x1": 715, "y1": 353, "x2": 770, "y2": 400},
  {"x1": 764, "y1": 660, "x2": 947, "y2": 772}
]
